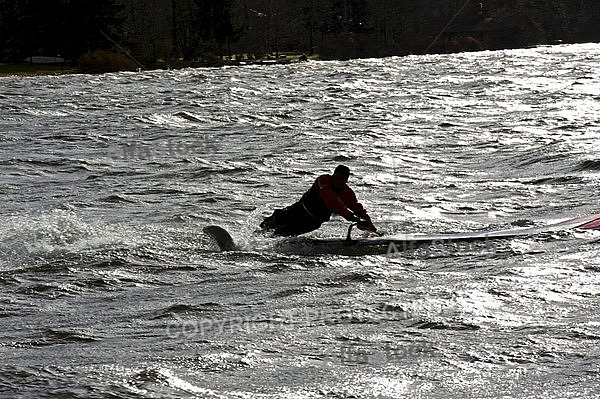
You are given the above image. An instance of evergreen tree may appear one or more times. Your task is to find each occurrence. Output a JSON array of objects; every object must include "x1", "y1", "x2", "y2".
[
  {"x1": 3, "y1": 0, "x2": 600, "y2": 65},
  {"x1": 193, "y1": 0, "x2": 239, "y2": 50},
  {"x1": 0, "y1": 0, "x2": 123, "y2": 62},
  {"x1": 60, "y1": 0, "x2": 124, "y2": 58}
]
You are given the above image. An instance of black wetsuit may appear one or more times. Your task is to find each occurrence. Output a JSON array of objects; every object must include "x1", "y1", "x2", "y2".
[{"x1": 260, "y1": 174, "x2": 365, "y2": 236}]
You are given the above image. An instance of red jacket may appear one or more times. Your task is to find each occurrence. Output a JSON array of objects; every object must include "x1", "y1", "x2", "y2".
[{"x1": 301, "y1": 174, "x2": 366, "y2": 222}]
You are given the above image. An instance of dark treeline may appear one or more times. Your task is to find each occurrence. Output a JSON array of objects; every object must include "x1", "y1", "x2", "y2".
[
  {"x1": 1, "y1": 0, "x2": 600, "y2": 68},
  {"x1": 0, "y1": 0, "x2": 123, "y2": 61}
]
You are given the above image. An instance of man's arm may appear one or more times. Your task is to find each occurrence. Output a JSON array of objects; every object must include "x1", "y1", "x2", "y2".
[
  {"x1": 317, "y1": 176, "x2": 356, "y2": 221},
  {"x1": 343, "y1": 190, "x2": 377, "y2": 233},
  {"x1": 320, "y1": 179, "x2": 377, "y2": 232}
]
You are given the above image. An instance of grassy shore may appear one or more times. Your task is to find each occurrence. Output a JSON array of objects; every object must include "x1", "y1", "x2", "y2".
[
  {"x1": 0, "y1": 53, "x2": 317, "y2": 77},
  {"x1": 0, "y1": 63, "x2": 78, "y2": 77}
]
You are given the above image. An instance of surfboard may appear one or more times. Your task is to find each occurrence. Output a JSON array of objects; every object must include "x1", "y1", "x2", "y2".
[
  {"x1": 354, "y1": 212, "x2": 600, "y2": 245},
  {"x1": 290, "y1": 213, "x2": 600, "y2": 255},
  {"x1": 204, "y1": 213, "x2": 600, "y2": 255}
]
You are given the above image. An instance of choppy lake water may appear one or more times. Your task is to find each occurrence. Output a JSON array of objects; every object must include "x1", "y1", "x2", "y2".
[{"x1": 1, "y1": 43, "x2": 600, "y2": 398}]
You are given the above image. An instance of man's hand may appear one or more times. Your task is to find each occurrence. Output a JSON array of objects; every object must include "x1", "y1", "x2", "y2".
[
  {"x1": 362, "y1": 213, "x2": 377, "y2": 233},
  {"x1": 365, "y1": 219, "x2": 377, "y2": 233},
  {"x1": 349, "y1": 214, "x2": 362, "y2": 223},
  {"x1": 354, "y1": 213, "x2": 377, "y2": 233}
]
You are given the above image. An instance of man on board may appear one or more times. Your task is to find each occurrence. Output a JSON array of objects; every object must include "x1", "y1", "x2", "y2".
[{"x1": 260, "y1": 165, "x2": 377, "y2": 236}]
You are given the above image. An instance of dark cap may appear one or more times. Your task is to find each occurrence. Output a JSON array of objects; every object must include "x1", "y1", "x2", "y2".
[{"x1": 334, "y1": 165, "x2": 351, "y2": 176}]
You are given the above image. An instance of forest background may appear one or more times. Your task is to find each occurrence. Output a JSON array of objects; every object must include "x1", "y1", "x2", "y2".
[{"x1": 1, "y1": 0, "x2": 600, "y2": 72}]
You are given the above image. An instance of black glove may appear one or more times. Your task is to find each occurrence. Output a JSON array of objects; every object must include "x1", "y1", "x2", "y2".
[
  {"x1": 350, "y1": 214, "x2": 363, "y2": 223},
  {"x1": 356, "y1": 220, "x2": 369, "y2": 231}
]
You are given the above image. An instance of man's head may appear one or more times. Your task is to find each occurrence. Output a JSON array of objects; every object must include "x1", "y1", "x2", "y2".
[{"x1": 332, "y1": 164, "x2": 350, "y2": 190}]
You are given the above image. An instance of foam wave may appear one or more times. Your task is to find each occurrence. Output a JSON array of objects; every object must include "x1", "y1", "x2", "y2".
[{"x1": 134, "y1": 111, "x2": 207, "y2": 128}]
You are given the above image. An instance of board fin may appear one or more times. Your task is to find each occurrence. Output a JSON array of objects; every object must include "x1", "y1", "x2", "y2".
[{"x1": 203, "y1": 225, "x2": 236, "y2": 251}]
